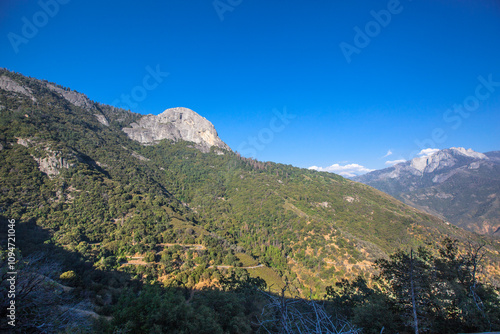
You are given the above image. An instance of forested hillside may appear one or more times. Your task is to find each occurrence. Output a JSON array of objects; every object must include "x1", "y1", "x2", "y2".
[{"x1": 1, "y1": 68, "x2": 500, "y2": 333}]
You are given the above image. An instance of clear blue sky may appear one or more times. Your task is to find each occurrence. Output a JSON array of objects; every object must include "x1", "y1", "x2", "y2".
[{"x1": 1, "y1": 0, "x2": 500, "y2": 176}]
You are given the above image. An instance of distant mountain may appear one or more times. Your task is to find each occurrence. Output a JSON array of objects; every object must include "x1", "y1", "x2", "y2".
[{"x1": 354, "y1": 148, "x2": 500, "y2": 236}]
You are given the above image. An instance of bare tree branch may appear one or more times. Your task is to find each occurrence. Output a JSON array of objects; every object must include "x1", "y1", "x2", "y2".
[{"x1": 255, "y1": 283, "x2": 361, "y2": 334}]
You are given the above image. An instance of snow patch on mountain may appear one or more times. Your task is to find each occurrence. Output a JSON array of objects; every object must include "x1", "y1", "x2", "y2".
[{"x1": 450, "y1": 147, "x2": 487, "y2": 160}]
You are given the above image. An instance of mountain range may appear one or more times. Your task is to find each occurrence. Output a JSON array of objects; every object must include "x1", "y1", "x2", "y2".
[
  {"x1": 2, "y1": 67, "x2": 499, "y2": 284},
  {"x1": 354, "y1": 148, "x2": 500, "y2": 237},
  {"x1": 1, "y1": 68, "x2": 500, "y2": 332}
]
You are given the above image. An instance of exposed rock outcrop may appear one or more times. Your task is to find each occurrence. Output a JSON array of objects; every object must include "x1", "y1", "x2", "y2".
[
  {"x1": 45, "y1": 83, "x2": 111, "y2": 126},
  {"x1": 0, "y1": 75, "x2": 37, "y2": 102},
  {"x1": 123, "y1": 107, "x2": 230, "y2": 153},
  {"x1": 34, "y1": 151, "x2": 76, "y2": 177},
  {"x1": 16, "y1": 137, "x2": 77, "y2": 178},
  {"x1": 45, "y1": 83, "x2": 94, "y2": 110},
  {"x1": 94, "y1": 114, "x2": 109, "y2": 126}
]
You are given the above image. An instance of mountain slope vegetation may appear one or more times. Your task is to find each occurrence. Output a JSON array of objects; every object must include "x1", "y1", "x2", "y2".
[{"x1": 1, "y1": 68, "x2": 499, "y2": 332}]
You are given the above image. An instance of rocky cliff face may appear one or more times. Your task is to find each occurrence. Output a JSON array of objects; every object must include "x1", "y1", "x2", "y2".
[
  {"x1": 123, "y1": 107, "x2": 230, "y2": 153},
  {"x1": 16, "y1": 137, "x2": 78, "y2": 178},
  {"x1": 0, "y1": 73, "x2": 113, "y2": 126},
  {"x1": 354, "y1": 148, "x2": 500, "y2": 236},
  {"x1": 45, "y1": 83, "x2": 95, "y2": 110},
  {"x1": 0, "y1": 75, "x2": 37, "y2": 102},
  {"x1": 44, "y1": 83, "x2": 111, "y2": 126}
]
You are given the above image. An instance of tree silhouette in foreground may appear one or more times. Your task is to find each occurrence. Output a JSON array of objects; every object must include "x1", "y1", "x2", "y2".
[{"x1": 326, "y1": 238, "x2": 500, "y2": 334}]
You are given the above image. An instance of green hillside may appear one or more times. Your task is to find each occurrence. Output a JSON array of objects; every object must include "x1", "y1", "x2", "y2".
[{"x1": 1, "y1": 69, "x2": 500, "y2": 332}]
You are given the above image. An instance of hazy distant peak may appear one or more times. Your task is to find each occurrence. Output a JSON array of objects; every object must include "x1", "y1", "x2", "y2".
[
  {"x1": 409, "y1": 147, "x2": 487, "y2": 173},
  {"x1": 449, "y1": 147, "x2": 488, "y2": 159},
  {"x1": 410, "y1": 149, "x2": 455, "y2": 173},
  {"x1": 353, "y1": 146, "x2": 500, "y2": 236}
]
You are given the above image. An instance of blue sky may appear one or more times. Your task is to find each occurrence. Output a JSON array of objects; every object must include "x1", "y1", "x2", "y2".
[{"x1": 1, "y1": 0, "x2": 500, "y2": 176}]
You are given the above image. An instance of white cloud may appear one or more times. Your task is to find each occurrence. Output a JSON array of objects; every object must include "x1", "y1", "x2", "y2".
[
  {"x1": 417, "y1": 148, "x2": 440, "y2": 158},
  {"x1": 385, "y1": 159, "x2": 406, "y2": 166},
  {"x1": 308, "y1": 163, "x2": 374, "y2": 178},
  {"x1": 382, "y1": 150, "x2": 393, "y2": 158}
]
